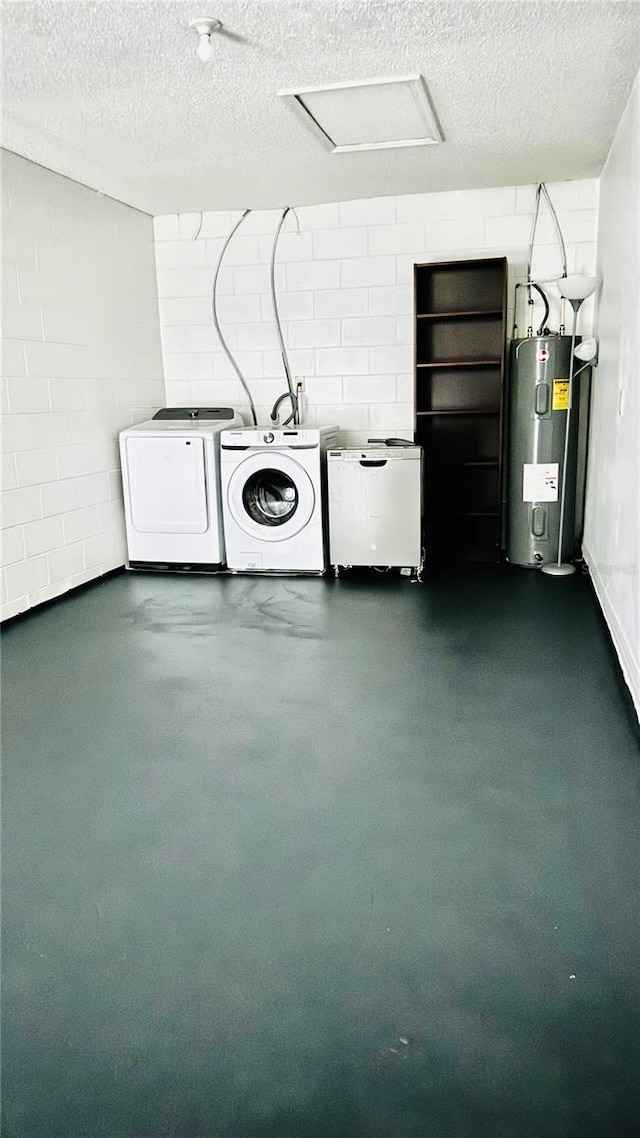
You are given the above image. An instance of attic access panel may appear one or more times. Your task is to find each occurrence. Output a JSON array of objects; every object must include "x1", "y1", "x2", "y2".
[{"x1": 279, "y1": 75, "x2": 443, "y2": 153}]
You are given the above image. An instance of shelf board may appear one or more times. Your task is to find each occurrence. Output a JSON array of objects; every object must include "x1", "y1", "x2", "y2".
[
  {"x1": 416, "y1": 409, "x2": 499, "y2": 417},
  {"x1": 416, "y1": 309, "x2": 503, "y2": 319},
  {"x1": 416, "y1": 360, "x2": 502, "y2": 369}
]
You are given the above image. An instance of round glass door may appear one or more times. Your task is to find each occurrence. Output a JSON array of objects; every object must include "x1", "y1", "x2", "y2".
[
  {"x1": 242, "y1": 468, "x2": 298, "y2": 527},
  {"x1": 227, "y1": 451, "x2": 316, "y2": 542}
]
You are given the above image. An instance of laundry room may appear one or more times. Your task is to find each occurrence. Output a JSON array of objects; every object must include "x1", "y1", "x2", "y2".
[{"x1": 1, "y1": 3, "x2": 639, "y2": 1136}]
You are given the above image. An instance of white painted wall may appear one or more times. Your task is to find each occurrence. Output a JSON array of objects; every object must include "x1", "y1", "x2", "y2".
[
  {"x1": 1, "y1": 151, "x2": 164, "y2": 620},
  {"x1": 154, "y1": 180, "x2": 598, "y2": 443},
  {"x1": 583, "y1": 71, "x2": 640, "y2": 718}
]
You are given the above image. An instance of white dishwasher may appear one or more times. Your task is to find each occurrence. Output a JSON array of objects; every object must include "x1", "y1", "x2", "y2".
[{"x1": 327, "y1": 445, "x2": 423, "y2": 577}]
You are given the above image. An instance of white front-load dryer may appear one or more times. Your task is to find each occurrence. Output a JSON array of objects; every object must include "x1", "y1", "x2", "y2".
[
  {"x1": 119, "y1": 407, "x2": 243, "y2": 571},
  {"x1": 220, "y1": 426, "x2": 338, "y2": 573}
]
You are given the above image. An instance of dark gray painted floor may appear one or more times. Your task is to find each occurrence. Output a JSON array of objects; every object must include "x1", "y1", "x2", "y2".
[{"x1": 2, "y1": 568, "x2": 639, "y2": 1138}]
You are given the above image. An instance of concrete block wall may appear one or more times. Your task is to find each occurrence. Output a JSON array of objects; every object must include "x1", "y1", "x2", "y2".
[
  {"x1": 1, "y1": 162, "x2": 600, "y2": 622},
  {"x1": 1, "y1": 151, "x2": 164, "y2": 620},
  {"x1": 154, "y1": 180, "x2": 599, "y2": 442}
]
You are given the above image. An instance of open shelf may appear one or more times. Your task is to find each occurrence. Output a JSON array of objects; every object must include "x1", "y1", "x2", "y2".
[
  {"x1": 415, "y1": 260, "x2": 506, "y2": 315},
  {"x1": 416, "y1": 316, "x2": 503, "y2": 367},
  {"x1": 414, "y1": 257, "x2": 508, "y2": 563}
]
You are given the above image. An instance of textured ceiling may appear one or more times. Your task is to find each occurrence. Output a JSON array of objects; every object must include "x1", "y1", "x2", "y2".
[{"x1": 1, "y1": 0, "x2": 639, "y2": 215}]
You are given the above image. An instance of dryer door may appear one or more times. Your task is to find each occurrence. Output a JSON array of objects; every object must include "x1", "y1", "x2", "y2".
[
  {"x1": 126, "y1": 435, "x2": 208, "y2": 533},
  {"x1": 226, "y1": 452, "x2": 315, "y2": 541}
]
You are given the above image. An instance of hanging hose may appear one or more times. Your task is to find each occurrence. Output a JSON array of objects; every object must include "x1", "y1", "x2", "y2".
[
  {"x1": 540, "y1": 183, "x2": 568, "y2": 280},
  {"x1": 530, "y1": 281, "x2": 550, "y2": 335},
  {"x1": 270, "y1": 391, "x2": 297, "y2": 426},
  {"x1": 541, "y1": 182, "x2": 568, "y2": 333},
  {"x1": 270, "y1": 207, "x2": 298, "y2": 426},
  {"x1": 525, "y1": 184, "x2": 543, "y2": 324},
  {"x1": 522, "y1": 182, "x2": 569, "y2": 336},
  {"x1": 513, "y1": 281, "x2": 550, "y2": 338},
  {"x1": 211, "y1": 209, "x2": 258, "y2": 426}
]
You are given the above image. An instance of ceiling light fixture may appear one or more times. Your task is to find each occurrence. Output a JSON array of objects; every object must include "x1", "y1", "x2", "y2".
[{"x1": 189, "y1": 16, "x2": 222, "y2": 62}]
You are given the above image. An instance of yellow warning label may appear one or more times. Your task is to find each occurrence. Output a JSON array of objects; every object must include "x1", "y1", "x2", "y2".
[{"x1": 553, "y1": 379, "x2": 570, "y2": 410}]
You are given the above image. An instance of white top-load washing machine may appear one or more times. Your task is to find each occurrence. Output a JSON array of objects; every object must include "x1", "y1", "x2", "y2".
[
  {"x1": 119, "y1": 407, "x2": 242, "y2": 570},
  {"x1": 220, "y1": 425, "x2": 338, "y2": 573},
  {"x1": 327, "y1": 444, "x2": 423, "y2": 574}
]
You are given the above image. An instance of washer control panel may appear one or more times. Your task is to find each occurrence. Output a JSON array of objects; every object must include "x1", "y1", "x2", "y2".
[{"x1": 221, "y1": 428, "x2": 332, "y2": 449}]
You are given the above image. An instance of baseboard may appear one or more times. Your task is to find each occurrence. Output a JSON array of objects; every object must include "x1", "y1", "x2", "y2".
[
  {"x1": 583, "y1": 543, "x2": 640, "y2": 725},
  {"x1": 0, "y1": 566, "x2": 125, "y2": 628}
]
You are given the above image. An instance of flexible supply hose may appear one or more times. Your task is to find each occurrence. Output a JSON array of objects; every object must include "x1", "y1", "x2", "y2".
[
  {"x1": 530, "y1": 281, "x2": 550, "y2": 334},
  {"x1": 512, "y1": 281, "x2": 550, "y2": 339},
  {"x1": 211, "y1": 209, "x2": 258, "y2": 426},
  {"x1": 540, "y1": 183, "x2": 568, "y2": 281},
  {"x1": 270, "y1": 390, "x2": 297, "y2": 426},
  {"x1": 270, "y1": 207, "x2": 298, "y2": 426},
  {"x1": 525, "y1": 185, "x2": 543, "y2": 318},
  {"x1": 524, "y1": 183, "x2": 569, "y2": 335}
]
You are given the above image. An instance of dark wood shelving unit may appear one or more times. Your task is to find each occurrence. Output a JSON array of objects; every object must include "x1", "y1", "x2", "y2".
[{"x1": 414, "y1": 257, "x2": 508, "y2": 563}]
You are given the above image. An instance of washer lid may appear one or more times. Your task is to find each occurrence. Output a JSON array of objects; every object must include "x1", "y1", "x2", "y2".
[{"x1": 226, "y1": 452, "x2": 315, "y2": 542}]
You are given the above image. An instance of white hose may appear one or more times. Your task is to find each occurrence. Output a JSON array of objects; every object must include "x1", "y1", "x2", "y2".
[
  {"x1": 211, "y1": 210, "x2": 258, "y2": 426},
  {"x1": 270, "y1": 207, "x2": 298, "y2": 426}
]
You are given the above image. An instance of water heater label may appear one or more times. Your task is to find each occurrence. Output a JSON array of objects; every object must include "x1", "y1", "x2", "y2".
[
  {"x1": 537, "y1": 348, "x2": 550, "y2": 363},
  {"x1": 523, "y1": 463, "x2": 559, "y2": 502},
  {"x1": 553, "y1": 379, "x2": 570, "y2": 410}
]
